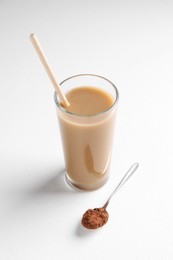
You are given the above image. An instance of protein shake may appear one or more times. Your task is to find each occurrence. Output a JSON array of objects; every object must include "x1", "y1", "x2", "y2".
[{"x1": 54, "y1": 74, "x2": 119, "y2": 191}]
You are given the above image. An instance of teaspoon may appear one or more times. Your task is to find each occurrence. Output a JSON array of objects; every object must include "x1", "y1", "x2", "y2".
[{"x1": 81, "y1": 162, "x2": 139, "y2": 229}]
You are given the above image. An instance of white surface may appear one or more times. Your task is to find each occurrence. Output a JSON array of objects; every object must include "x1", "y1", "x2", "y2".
[{"x1": 0, "y1": 0, "x2": 173, "y2": 259}]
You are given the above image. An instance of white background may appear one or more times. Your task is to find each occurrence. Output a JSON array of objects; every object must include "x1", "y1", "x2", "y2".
[{"x1": 0, "y1": 0, "x2": 173, "y2": 259}]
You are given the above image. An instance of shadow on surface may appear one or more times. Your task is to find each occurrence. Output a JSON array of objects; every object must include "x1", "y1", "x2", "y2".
[
  {"x1": 32, "y1": 168, "x2": 74, "y2": 194},
  {"x1": 75, "y1": 221, "x2": 102, "y2": 238},
  {"x1": 1, "y1": 166, "x2": 77, "y2": 223}
]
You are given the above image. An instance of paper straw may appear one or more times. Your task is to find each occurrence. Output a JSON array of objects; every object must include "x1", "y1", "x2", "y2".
[{"x1": 30, "y1": 33, "x2": 70, "y2": 107}]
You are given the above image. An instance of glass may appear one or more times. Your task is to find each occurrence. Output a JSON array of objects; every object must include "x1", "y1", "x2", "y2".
[{"x1": 54, "y1": 74, "x2": 119, "y2": 191}]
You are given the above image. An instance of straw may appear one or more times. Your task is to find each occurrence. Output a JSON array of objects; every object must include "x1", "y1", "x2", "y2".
[{"x1": 29, "y1": 33, "x2": 70, "y2": 107}]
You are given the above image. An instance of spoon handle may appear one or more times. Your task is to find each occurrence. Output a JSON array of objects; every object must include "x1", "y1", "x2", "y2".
[{"x1": 103, "y1": 162, "x2": 139, "y2": 208}]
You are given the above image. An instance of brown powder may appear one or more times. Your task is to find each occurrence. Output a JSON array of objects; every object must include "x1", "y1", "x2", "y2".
[{"x1": 81, "y1": 207, "x2": 109, "y2": 229}]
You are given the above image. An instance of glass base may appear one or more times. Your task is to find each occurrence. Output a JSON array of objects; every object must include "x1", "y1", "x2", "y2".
[{"x1": 65, "y1": 172, "x2": 109, "y2": 191}]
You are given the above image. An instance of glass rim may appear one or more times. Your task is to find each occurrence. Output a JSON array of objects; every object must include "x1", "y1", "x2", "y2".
[{"x1": 54, "y1": 74, "x2": 119, "y2": 118}]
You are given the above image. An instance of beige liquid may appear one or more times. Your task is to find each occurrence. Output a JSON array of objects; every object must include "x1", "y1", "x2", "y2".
[
  {"x1": 64, "y1": 87, "x2": 113, "y2": 115},
  {"x1": 57, "y1": 86, "x2": 116, "y2": 190}
]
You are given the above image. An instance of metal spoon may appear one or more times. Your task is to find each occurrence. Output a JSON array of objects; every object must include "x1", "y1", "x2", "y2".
[
  {"x1": 81, "y1": 162, "x2": 139, "y2": 229},
  {"x1": 103, "y1": 162, "x2": 139, "y2": 208}
]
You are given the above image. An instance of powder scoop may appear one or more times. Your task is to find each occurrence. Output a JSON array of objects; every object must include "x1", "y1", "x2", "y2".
[{"x1": 81, "y1": 162, "x2": 139, "y2": 229}]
